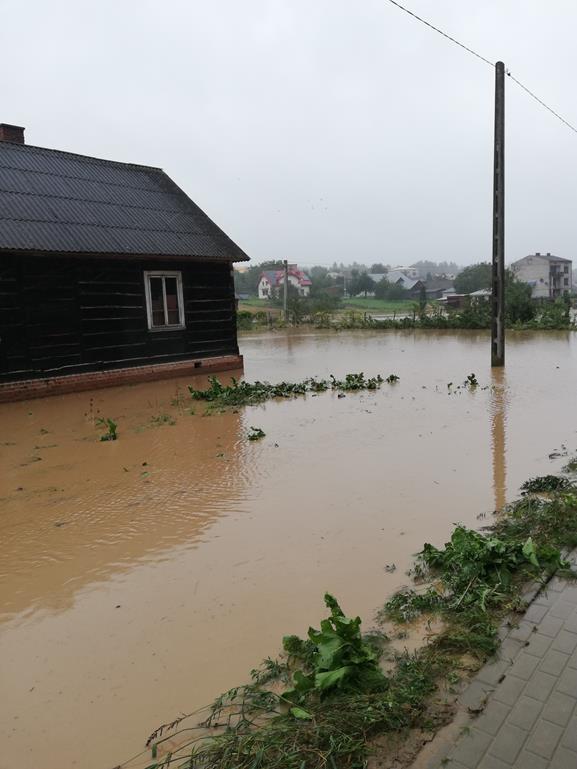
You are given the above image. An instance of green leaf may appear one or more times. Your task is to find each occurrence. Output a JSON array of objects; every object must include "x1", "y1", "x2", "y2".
[
  {"x1": 522, "y1": 537, "x2": 540, "y2": 567},
  {"x1": 315, "y1": 666, "x2": 351, "y2": 691},
  {"x1": 290, "y1": 707, "x2": 313, "y2": 720}
]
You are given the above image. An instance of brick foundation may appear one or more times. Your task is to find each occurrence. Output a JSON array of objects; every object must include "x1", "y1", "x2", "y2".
[{"x1": 0, "y1": 355, "x2": 244, "y2": 403}]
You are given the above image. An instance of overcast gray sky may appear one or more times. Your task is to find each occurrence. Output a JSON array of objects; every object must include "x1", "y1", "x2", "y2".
[{"x1": 2, "y1": 0, "x2": 576, "y2": 266}]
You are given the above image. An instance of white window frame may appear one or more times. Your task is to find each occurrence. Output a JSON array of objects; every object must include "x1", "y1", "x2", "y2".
[{"x1": 144, "y1": 271, "x2": 185, "y2": 331}]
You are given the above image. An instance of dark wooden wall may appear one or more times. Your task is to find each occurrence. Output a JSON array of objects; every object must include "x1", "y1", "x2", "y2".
[{"x1": 0, "y1": 254, "x2": 239, "y2": 382}]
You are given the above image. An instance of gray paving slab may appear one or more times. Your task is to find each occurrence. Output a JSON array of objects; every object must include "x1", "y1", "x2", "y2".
[{"x1": 426, "y1": 551, "x2": 577, "y2": 768}]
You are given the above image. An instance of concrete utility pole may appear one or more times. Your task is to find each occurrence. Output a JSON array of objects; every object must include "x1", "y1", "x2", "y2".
[
  {"x1": 283, "y1": 259, "x2": 289, "y2": 322},
  {"x1": 491, "y1": 61, "x2": 505, "y2": 367}
]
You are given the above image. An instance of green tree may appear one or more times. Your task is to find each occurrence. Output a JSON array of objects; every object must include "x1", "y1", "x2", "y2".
[
  {"x1": 309, "y1": 266, "x2": 335, "y2": 296},
  {"x1": 350, "y1": 272, "x2": 376, "y2": 297},
  {"x1": 369, "y1": 263, "x2": 388, "y2": 274},
  {"x1": 505, "y1": 271, "x2": 535, "y2": 324},
  {"x1": 454, "y1": 263, "x2": 492, "y2": 294},
  {"x1": 374, "y1": 277, "x2": 408, "y2": 300},
  {"x1": 418, "y1": 284, "x2": 427, "y2": 314}
]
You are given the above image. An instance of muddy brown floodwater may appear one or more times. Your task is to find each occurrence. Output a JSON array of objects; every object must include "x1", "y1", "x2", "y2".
[{"x1": 1, "y1": 329, "x2": 576, "y2": 769}]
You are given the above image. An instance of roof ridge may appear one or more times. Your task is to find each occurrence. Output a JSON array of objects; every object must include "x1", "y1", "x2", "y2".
[{"x1": 0, "y1": 139, "x2": 163, "y2": 172}]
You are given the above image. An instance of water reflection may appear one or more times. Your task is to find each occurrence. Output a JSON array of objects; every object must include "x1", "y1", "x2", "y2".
[{"x1": 490, "y1": 367, "x2": 507, "y2": 511}]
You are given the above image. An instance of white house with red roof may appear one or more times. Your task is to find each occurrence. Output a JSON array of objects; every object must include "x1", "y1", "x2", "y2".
[{"x1": 257, "y1": 265, "x2": 312, "y2": 299}]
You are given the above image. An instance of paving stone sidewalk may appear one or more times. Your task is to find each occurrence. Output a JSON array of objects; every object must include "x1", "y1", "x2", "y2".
[{"x1": 439, "y1": 550, "x2": 577, "y2": 769}]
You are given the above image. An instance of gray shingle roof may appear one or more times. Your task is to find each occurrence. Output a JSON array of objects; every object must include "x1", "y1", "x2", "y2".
[{"x1": 0, "y1": 140, "x2": 249, "y2": 261}]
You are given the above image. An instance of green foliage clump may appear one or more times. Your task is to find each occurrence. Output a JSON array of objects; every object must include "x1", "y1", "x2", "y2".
[
  {"x1": 563, "y1": 457, "x2": 577, "y2": 474},
  {"x1": 419, "y1": 526, "x2": 565, "y2": 609},
  {"x1": 96, "y1": 417, "x2": 117, "y2": 441},
  {"x1": 494, "y1": 493, "x2": 577, "y2": 551},
  {"x1": 247, "y1": 426, "x2": 266, "y2": 441},
  {"x1": 188, "y1": 373, "x2": 384, "y2": 410},
  {"x1": 521, "y1": 475, "x2": 572, "y2": 494},
  {"x1": 236, "y1": 310, "x2": 255, "y2": 330},
  {"x1": 454, "y1": 263, "x2": 492, "y2": 294},
  {"x1": 386, "y1": 475, "x2": 577, "y2": 666},
  {"x1": 382, "y1": 522, "x2": 569, "y2": 661},
  {"x1": 282, "y1": 593, "x2": 387, "y2": 706}
]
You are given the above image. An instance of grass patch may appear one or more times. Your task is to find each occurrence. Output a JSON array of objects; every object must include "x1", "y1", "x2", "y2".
[
  {"x1": 138, "y1": 476, "x2": 577, "y2": 769},
  {"x1": 342, "y1": 298, "x2": 415, "y2": 313}
]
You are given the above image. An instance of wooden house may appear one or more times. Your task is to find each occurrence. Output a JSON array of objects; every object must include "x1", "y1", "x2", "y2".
[{"x1": 0, "y1": 124, "x2": 249, "y2": 401}]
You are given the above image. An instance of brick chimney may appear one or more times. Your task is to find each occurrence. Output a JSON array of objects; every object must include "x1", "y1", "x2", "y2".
[{"x1": 0, "y1": 124, "x2": 25, "y2": 144}]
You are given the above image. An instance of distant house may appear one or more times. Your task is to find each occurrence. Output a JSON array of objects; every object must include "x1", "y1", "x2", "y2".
[
  {"x1": 425, "y1": 276, "x2": 455, "y2": 300},
  {"x1": 390, "y1": 265, "x2": 419, "y2": 279},
  {"x1": 364, "y1": 271, "x2": 424, "y2": 298},
  {"x1": 510, "y1": 253, "x2": 572, "y2": 299},
  {"x1": 366, "y1": 273, "x2": 388, "y2": 285},
  {"x1": 0, "y1": 123, "x2": 249, "y2": 402},
  {"x1": 257, "y1": 265, "x2": 311, "y2": 299},
  {"x1": 469, "y1": 288, "x2": 491, "y2": 303},
  {"x1": 380, "y1": 270, "x2": 424, "y2": 298}
]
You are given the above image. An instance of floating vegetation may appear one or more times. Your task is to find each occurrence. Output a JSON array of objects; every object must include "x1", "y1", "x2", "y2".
[
  {"x1": 150, "y1": 414, "x2": 176, "y2": 427},
  {"x1": 386, "y1": 374, "x2": 400, "y2": 383},
  {"x1": 521, "y1": 475, "x2": 572, "y2": 494},
  {"x1": 134, "y1": 483, "x2": 577, "y2": 769},
  {"x1": 563, "y1": 457, "x2": 577, "y2": 474},
  {"x1": 96, "y1": 417, "x2": 118, "y2": 442},
  {"x1": 188, "y1": 373, "x2": 386, "y2": 410},
  {"x1": 247, "y1": 426, "x2": 266, "y2": 441},
  {"x1": 464, "y1": 373, "x2": 478, "y2": 388}
]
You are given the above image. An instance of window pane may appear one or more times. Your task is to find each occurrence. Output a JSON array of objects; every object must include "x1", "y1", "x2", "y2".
[
  {"x1": 149, "y1": 276, "x2": 166, "y2": 326},
  {"x1": 164, "y1": 277, "x2": 180, "y2": 325}
]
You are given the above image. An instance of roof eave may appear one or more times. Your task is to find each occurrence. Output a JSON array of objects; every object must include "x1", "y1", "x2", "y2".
[{"x1": 0, "y1": 247, "x2": 249, "y2": 262}]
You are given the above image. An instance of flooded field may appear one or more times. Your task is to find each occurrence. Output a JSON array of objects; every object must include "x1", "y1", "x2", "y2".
[{"x1": 1, "y1": 329, "x2": 576, "y2": 769}]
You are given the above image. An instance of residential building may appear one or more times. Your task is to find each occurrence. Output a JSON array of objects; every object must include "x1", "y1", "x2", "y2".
[
  {"x1": 424, "y1": 276, "x2": 455, "y2": 300},
  {"x1": 384, "y1": 270, "x2": 424, "y2": 296},
  {"x1": 391, "y1": 265, "x2": 419, "y2": 279},
  {"x1": 257, "y1": 265, "x2": 311, "y2": 299},
  {"x1": 366, "y1": 271, "x2": 424, "y2": 298},
  {"x1": 510, "y1": 252, "x2": 572, "y2": 299},
  {"x1": 0, "y1": 123, "x2": 249, "y2": 402}
]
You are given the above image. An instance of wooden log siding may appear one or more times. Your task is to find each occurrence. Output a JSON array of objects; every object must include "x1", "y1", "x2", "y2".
[{"x1": 0, "y1": 255, "x2": 239, "y2": 382}]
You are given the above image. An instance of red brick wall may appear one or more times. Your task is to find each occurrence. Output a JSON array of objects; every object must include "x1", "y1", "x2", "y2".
[{"x1": 0, "y1": 354, "x2": 243, "y2": 403}]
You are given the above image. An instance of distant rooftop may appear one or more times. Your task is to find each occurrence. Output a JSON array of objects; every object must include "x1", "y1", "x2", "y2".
[{"x1": 518, "y1": 252, "x2": 571, "y2": 264}]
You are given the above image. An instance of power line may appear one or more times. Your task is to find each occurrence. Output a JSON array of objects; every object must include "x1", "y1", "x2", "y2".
[
  {"x1": 385, "y1": 0, "x2": 494, "y2": 68},
  {"x1": 385, "y1": 0, "x2": 577, "y2": 136},
  {"x1": 506, "y1": 72, "x2": 577, "y2": 136}
]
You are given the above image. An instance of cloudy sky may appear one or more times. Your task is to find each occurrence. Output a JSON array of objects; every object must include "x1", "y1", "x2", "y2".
[{"x1": 2, "y1": 0, "x2": 576, "y2": 266}]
